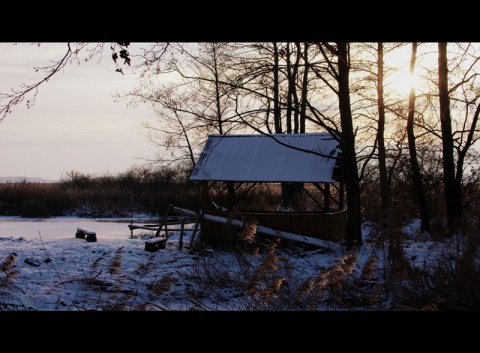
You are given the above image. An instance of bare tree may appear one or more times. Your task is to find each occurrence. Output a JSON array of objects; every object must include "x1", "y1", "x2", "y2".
[
  {"x1": 121, "y1": 43, "x2": 243, "y2": 168},
  {"x1": 406, "y1": 42, "x2": 431, "y2": 234},
  {"x1": 135, "y1": 87, "x2": 201, "y2": 168},
  {"x1": 348, "y1": 42, "x2": 411, "y2": 223},
  {"x1": 335, "y1": 42, "x2": 363, "y2": 246},
  {"x1": 438, "y1": 42, "x2": 459, "y2": 229},
  {"x1": 374, "y1": 42, "x2": 395, "y2": 217},
  {"x1": 307, "y1": 42, "x2": 363, "y2": 247},
  {"x1": 226, "y1": 42, "x2": 313, "y2": 208},
  {"x1": 436, "y1": 43, "x2": 480, "y2": 230}
]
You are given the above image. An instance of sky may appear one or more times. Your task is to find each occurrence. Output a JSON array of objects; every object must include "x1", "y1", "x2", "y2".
[
  {"x1": 0, "y1": 42, "x2": 155, "y2": 181},
  {"x1": 0, "y1": 42, "x2": 412, "y2": 183},
  {"x1": 0, "y1": 212, "x2": 440, "y2": 312}
]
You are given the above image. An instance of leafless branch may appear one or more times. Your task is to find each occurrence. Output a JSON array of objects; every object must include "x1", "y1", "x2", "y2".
[{"x1": 0, "y1": 42, "x2": 132, "y2": 122}]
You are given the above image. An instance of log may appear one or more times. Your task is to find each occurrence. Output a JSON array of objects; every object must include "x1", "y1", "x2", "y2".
[
  {"x1": 76, "y1": 227, "x2": 96, "y2": 235},
  {"x1": 76, "y1": 227, "x2": 97, "y2": 242},
  {"x1": 86, "y1": 234, "x2": 97, "y2": 242}
]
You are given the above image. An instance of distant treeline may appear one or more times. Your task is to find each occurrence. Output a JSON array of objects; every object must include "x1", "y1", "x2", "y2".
[{"x1": 0, "y1": 165, "x2": 202, "y2": 218}]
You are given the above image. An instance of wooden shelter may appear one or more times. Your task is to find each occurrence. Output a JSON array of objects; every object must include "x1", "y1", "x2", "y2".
[{"x1": 189, "y1": 132, "x2": 346, "y2": 245}]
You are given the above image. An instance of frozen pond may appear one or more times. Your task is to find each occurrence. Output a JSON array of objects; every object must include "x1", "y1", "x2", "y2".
[{"x1": 0, "y1": 216, "x2": 170, "y2": 240}]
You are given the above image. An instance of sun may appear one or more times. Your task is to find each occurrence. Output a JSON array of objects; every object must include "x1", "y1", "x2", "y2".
[
  {"x1": 383, "y1": 44, "x2": 420, "y2": 98},
  {"x1": 387, "y1": 69, "x2": 418, "y2": 97}
]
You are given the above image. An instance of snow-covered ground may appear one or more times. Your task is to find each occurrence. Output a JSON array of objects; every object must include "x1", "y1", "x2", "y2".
[{"x1": 0, "y1": 215, "x2": 442, "y2": 311}]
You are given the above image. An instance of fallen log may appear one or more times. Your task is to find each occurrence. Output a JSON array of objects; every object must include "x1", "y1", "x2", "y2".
[{"x1": 76, "y1": 227, "x2": 97, "y2": 242}]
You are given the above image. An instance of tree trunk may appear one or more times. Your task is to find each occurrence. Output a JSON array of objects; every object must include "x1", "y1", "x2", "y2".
[
  {"x1": 337, "y1": 42, "x2": 363, "y2": 247},
  {"x1": 438, "y1": 42, "x2": 461, "y2": 230},
  {"x1": 299, "y1": 42, "x2": 309, "y2": 134},
  {"x1": 376, "y1": 42, "x2": 391, "y2": 218},
  {"x1": 273, "y1": 42, "x2": 282, "y2": 134},
  {"x1": 272, "y1": 42, "x2": 297, "y2": 207},
  {"x1": 406, "y1": 42, "x2": 431, "y2": 234}
]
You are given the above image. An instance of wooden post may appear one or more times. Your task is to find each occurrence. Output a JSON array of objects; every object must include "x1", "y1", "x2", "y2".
[
  {"x1": 339, "y1": 180, "x2": 345, "y2": 210},
  {"x1": 155, "y1": 204, "x2": 173, "y2": 238},
  {"x1": 188, "y1": 210, "x2": 204, "y2": 250},
  {"x1": 227, "y1": 181, "x2": 235, "y2": 211},
  {"x1": 201, "y1": 181, "x2": 209, "y2": 209},
  {"x1": 164, "y1": 221, "x2": 169, "y2": 239},
  {"x1": 178, "y1": 218, "x2": 185, "y2": 250},
  {"x1": 324, "y1": 182, "x2": 330, "y2": 212},
  {"x1": 130, "y1": 221, "x2": 133, "y2": 239}
]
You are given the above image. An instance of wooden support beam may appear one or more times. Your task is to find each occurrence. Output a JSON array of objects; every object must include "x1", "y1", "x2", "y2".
[
  {"x1": 171, "y1": 208, "x2": 203, "y2": 247},
  {"x1": 227, "y1": 181, "x2": 235, "y2": 211},
  {"x1": 324, "y1": 182, "x2": 330, "y2": 212},
  {"x1": 339, "y1": 180, "x2": 345, "y2": 210},
  {"x1": 178, "y1": 218, "x2": 185, "y2": 250},
  {"x1": 201, "y1": 181, "x2": 209, "y2": 209},
  {"x1": 231, "y1": 182, "x2": 257, "y2": 208},
  {"x1": 301, "y1": 184, "x2": 324, "y2": 211},
  {"x1": 155, "y1": 204, "x2": 173, "y2": 237}
]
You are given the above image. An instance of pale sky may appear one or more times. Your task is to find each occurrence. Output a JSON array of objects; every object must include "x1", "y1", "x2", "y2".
[{"x1": 0, "y1": 42, "x2": 155, "y2": 181}]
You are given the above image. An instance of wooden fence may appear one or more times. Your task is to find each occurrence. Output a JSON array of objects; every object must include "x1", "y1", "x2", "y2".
[{"x1": 199, "y1": 210, "x2": 346, "y2": 246}]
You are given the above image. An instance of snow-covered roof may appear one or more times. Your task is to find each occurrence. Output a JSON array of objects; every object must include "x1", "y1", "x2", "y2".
[{"x1": 189, "y1": 133, "x2": 341, "y2": 183}]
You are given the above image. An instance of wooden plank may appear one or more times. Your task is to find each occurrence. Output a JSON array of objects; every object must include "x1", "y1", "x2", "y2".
[
  {"x1": 129, "y1": 219, "x2": 195, "y2": 238},
  {"x1": 128, "y1": 225, "x2": 159, "y2": 231}
]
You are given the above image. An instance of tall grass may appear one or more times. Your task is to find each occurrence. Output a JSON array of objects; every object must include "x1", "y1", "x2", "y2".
[{"x1": 0, "y1": 165, "x2": 202, "y2": 218}]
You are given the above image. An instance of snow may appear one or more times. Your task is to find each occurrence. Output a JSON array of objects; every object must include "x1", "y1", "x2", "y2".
[
  {"x1": 0, "y1": 215, "x2": 447, "y2": 312},
  {"x1": 190, "y1": 133, "x2": 340, "y2": 182}
]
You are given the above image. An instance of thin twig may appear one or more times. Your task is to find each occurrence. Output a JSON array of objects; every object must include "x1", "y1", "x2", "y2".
[{"x1": 37, "y1": 230, "x2": 65, "y2": 286}]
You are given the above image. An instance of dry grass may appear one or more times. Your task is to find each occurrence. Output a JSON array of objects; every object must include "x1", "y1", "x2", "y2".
[
  {"x1": 0, "y1": 253, "x2": 20, "y2": 292},
  {"x1": 0, "y1": 165, "x2": 202, "y2": 218},
  {"x1": 0, "y1": 252, "x2": 26, "y2": 310},
  {"x1": 1, "y1": 221, "x2": 480, "y2": 311},
  {"x1": 188, "y1": 217, "x2": 479, "y2": 311},
  {"x1": 1, "y1": 169, "x2": 480, "y2": 310}
]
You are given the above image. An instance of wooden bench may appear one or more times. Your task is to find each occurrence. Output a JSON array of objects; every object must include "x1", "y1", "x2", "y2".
[
  {"x1": 128, "y1": 204, "x2": 174, "y2": 240},
  {"x1": 75, "y1": 227, "x2": 97, "y2": 242},
  {"x1": 144, "y1": 237, "x2": 168, "y2": 252},
  {"x1": 129, "y1": 204, "x2": 200, "y2": 251}
]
